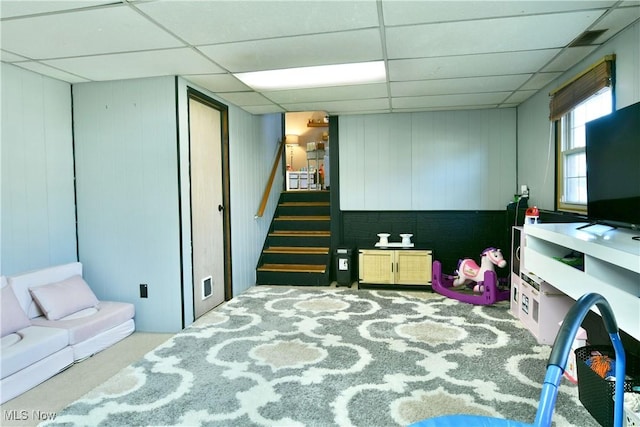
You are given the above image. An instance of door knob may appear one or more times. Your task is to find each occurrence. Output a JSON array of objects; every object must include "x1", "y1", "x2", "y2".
[{"x1": 218, "y1": 204, "x2": 224, "y2": 212}]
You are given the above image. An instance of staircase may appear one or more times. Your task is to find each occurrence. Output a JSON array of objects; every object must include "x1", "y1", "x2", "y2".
[{"x1": 256, "y1": 190, "x2": 331, "y2": 286}]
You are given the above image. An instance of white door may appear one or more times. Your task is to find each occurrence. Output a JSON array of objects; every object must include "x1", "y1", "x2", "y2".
[{"x1": 189, "y1": 97, "x2": 225, "y2": 318}]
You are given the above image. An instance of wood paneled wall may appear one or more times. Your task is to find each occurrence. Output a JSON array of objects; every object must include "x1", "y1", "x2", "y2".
[
  {"x1": 1, "y1": 63, "x2": 77, "y2": 276},
  {"x1": 339, "y1": 109, "x2": 516, "y2": 211},
  {"x1": 73, "y1": 77, "x2": 182, "y2": 332}
]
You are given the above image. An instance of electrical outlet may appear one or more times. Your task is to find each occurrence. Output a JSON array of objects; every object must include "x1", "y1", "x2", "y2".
[{"x1": 140, "y1": 283, "x2": 148, "y2": 298}]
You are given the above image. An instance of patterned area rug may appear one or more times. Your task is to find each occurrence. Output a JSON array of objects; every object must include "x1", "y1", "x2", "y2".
[{"x1": 42, "y1": 287, "x2": 598, "y2": 427}]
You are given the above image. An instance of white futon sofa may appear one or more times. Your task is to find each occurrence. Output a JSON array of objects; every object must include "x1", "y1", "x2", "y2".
[{"x1": 1, "y1": 262, "x2": 135, "y2": 403}]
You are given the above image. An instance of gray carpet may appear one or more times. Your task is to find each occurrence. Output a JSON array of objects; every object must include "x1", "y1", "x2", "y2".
[{"x1": 41, "y1": 287, "x2": 599, "y2": 427}]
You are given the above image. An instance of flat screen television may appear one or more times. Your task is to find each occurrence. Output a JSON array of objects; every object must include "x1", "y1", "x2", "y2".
[{"x1": 585, "y1": 101, "x2": 640, "y2": 229}]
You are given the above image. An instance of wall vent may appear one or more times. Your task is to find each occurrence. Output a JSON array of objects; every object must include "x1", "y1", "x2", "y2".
[
  {"x1": 568, "y1": 29, "x2": 607, "y2": 47},
  {"x1": 202, "y1": 276, "x2": 212, "y2": 299}
]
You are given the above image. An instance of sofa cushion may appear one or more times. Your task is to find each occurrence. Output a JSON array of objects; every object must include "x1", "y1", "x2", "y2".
[
  {"x1": 0, "y1": 326, "x2": 69, "y2": 379},
  {"x1": 29, "y1": 275, "x2": 99, "y2": 321},
  {"x1": 1, "y1": 285, "x2": 32, "y2": 338},
  {"x1": 31, "y1": 301, "x2": 135, "y2": 345},
  {"x1": 8, "y1": 262, "x2": 83, "y2": 319}
]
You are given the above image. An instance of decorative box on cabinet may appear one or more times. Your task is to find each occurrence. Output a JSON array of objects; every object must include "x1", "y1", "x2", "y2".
[
  {"x1": 518, "y1": 269, "x2": 574, "y2": 345},
  {"x1": 358, "y1": 249, "x2": 432, "y2": 287}
]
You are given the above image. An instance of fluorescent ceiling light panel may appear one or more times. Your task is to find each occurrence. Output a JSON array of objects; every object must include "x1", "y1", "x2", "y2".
[{"x1": 234, "y1": 61, "x2": 386, "y2": 91}]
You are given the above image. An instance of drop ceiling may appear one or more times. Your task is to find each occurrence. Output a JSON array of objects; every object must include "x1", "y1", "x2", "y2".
[{"x1": 1, "y1": 0, "x2": 639, "y2": 115}]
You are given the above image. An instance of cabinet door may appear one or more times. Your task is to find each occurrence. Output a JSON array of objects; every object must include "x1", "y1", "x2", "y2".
[
  {"x1": 395, "y1": 250, "x2": 432, "y2": 285},
  {"x1": 359, "y1": 250, "x2": 394, "y2": 284},
  {"x1": 511, "y1": 226, "x2": 523, "y2": 277}
]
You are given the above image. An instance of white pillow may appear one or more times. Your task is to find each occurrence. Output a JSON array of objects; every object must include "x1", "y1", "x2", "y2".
[
  {"x1": 29, "y1": 275, "x2": 99, "y2": 321},
  {"x1": 1, "y1": 285, "x2": 32, "y2": 337}
]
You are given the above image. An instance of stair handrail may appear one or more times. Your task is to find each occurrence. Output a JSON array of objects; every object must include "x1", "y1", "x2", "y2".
[{"x1": 255, "y1": 137, "x2": 286, "y2": 219}]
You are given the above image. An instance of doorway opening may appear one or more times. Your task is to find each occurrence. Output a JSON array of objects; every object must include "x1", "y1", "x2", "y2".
[{"x1": 284, "y1": 111, "x2": 329, "y2": 191}]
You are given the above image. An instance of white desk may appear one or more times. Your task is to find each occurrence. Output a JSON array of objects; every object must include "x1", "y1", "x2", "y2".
[{"x1": 523, "y1": 223, "x2": 640, "y2": 340}]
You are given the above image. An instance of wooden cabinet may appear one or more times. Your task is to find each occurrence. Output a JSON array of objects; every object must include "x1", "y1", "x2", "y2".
[{"x1": 358, "y1": 249, "x2": 432, "y2": 286}]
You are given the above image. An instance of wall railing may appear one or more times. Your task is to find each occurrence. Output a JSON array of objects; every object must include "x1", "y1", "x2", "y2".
[{"x1": 255, "y1": 138, "x2": 285, "y2": 218}]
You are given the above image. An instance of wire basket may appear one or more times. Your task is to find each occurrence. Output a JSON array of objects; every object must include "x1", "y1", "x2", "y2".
[{"x1": 576, "y1": 345, "x2": 640, "y2": 427}]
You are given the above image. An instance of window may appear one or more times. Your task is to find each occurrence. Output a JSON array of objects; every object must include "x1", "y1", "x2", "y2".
[
  {"x1": 558, "y1": 89, "x2": 612, "y2": 209},
  {"x1": 550, "y1": 56, "x2": 615, "y2": 213}
]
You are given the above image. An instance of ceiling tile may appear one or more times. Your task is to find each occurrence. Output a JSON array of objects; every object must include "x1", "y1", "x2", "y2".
[
  {"x1": 542, "y1": 46, "x2": 598, "y2": 72},
  {"x1": 389, "y1": 49, "x2": 561, "y2": 81},
  {"x1": 385, "y1": 10, "x2": 606, "y2": 59},
  {"x1": 136, "y1": 0, "x2": 379, "y2": 45},
  {"x1": 263, "y1": 83, "x2": 388, "y2": 104},
  {"x1": 1, "y1": 50, "x2": 28, "y2": 62},
  {"x1": 381, "y1": 1, "x2": 616, "y2": 26},
  {"x1": 589, "y1": 5, "x2": 640, "y2": 41},
  {"x1": 216, "y1": 91, "x2": 274, "y2": 107},
  {"x1": 393, "y1": 104, "x2": 501, "y2": 113},
  {"x1": 390, "y1": 75, "x2": 531, "y2": 97},
  {"x1": 0, "y1": 5, "x2": 184, "y2": 59},
  {"x1": 43, "y1": 48, "x2": 223, "y2": 81},
  {"x1": 392, "y1": 92, "x2": 511, "y2": 109},
  {"x1": 0, "y1": 1, "x2": 115, "y2": 18},
  {"x1": 11, "y1": 62, "x2": 90, "y2": 83},
  {"x1": 502, "y1": 90, "x2": 539, "y2": 104},
  {"x1": 1, "y1": 0, "x2": 637, "y2": 115},
  {"x1": 198, "y1": 29, "x2": 383, "y2": 73},
  {"x1": 183, "y1": 74, "x2": 251, "y2": 93},
  {"x1": 520, "y1": 73, "x2": 563, "y2": 91},
  {"x1": 281, "y1": 98, "x2": 391, "y2": 115},
  {"x1": 241, "y1": 105, "x2": 285, "y2": 115}
]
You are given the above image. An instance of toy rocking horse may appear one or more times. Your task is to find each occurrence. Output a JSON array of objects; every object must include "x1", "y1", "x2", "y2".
[
  {"x1": 431, "y1": 247, "x2": 510, "y2": 305},
  {"x1": 454, "y1": 247, "x2": 507, "y2": 291}
]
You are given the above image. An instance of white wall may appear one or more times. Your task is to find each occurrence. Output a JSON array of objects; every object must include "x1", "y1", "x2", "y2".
[
  {"x1": 339, "y1": 109, "x2": 517, "y2": 210},
  {"x1": 1, "y1": 63, "x2": 77, "y2": 276},
  {"x1": 1, "y1": 66, "x2": 282, "y2": 332},
  {"x1": 75, "y1": 77, "x2": 284, "y2": 331},
  {"x1": 73, "y1": 76, "x2": 183, "y2": 332},
  {"x1": 517, "y1": 20, "x2": 640, "y2": 211},
  {"x1": 228, "y1": 110, "x2": 283, "y2": 296}
]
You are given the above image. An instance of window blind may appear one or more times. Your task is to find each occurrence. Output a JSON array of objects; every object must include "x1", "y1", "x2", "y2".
[{"x1": 549, "y1": 55, "x2": 615, "y2": 121}]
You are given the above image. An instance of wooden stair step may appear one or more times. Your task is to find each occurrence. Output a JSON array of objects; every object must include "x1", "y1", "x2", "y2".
[
  {"x1": 269, "y1": 230, "x2": 330, "y2": 237},
  {"x1": 279, "y1": 202, "x2": 329, "y2": 207},
  {"x1": 275, "y1": 215, "x2": 330, "y2": 221},
  {"x1": 264, "y1": 246, "x2": 330, "y2": 254},
  {"x1": 257, "y1": 264, "x2": 326, "y2": 273}
]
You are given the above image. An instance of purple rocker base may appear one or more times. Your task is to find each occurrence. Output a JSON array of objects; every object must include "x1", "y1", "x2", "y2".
[{"x1": 431, "y1": 260, "x2": 510, "y2": 305}]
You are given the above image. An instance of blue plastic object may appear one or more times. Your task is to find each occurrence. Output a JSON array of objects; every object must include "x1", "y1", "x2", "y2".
[{"x1": 409, "y1": 293, "x2": 626, "y2": 427}]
